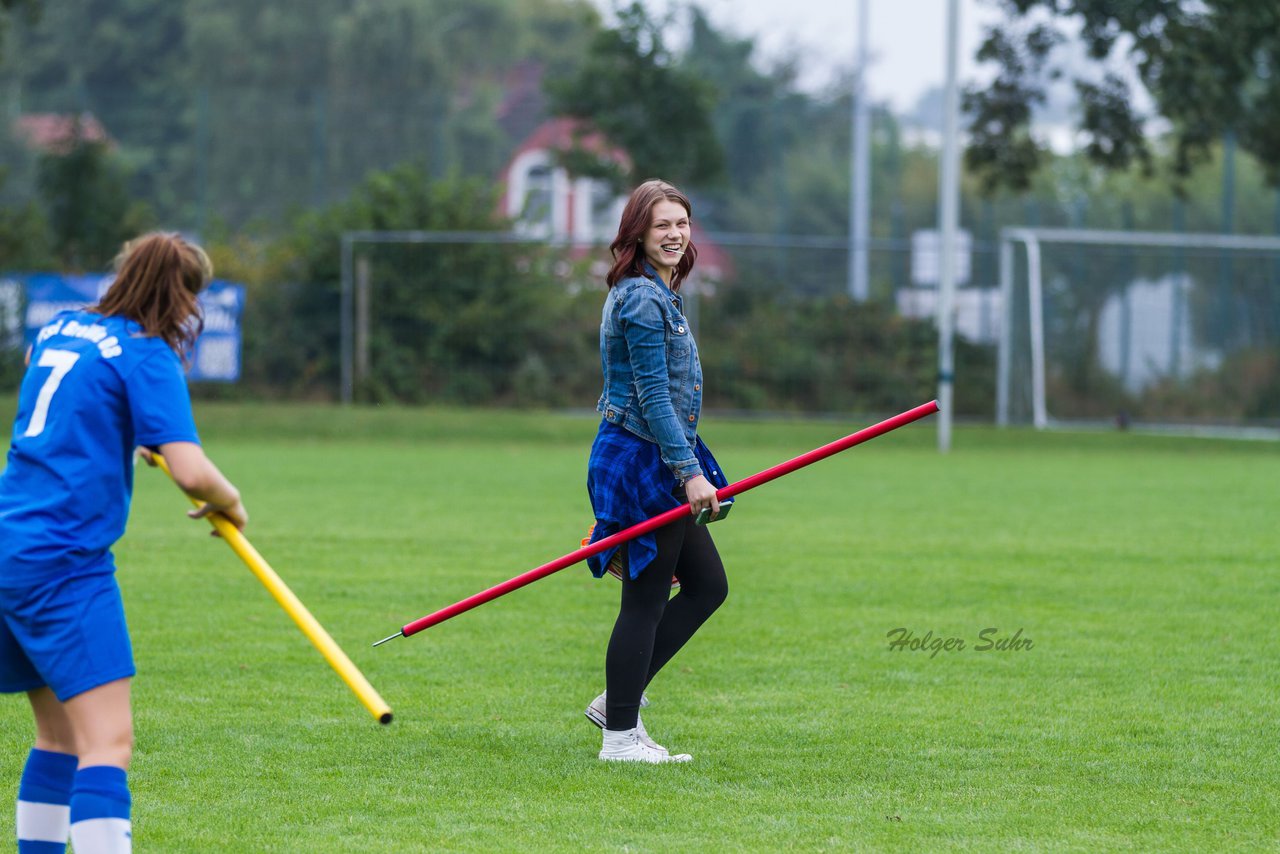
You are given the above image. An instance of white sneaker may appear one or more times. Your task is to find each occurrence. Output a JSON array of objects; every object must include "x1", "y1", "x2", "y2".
[
  {"x1": 584, "y1": 689, "x2": 650, "y2": 727},
  {"x1": 585, "y1": 691, "x2": 661, "y2": 751},
  {"x1": 599, "y1": 727, "x2": 691, "y2": 763}
]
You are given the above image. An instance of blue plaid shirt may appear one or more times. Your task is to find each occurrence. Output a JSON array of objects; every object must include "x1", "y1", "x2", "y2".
[{"x1": 586, "y1": 420, "x2": 729, "y2": 579}]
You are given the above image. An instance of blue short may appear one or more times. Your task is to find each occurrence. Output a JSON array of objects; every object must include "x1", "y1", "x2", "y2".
[{"x1": 0, "y1": 568, "x2": 136, "y2": 701}]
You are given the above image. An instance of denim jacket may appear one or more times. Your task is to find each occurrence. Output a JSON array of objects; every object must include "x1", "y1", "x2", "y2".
[{"x1": 596, "y1": 265, "x2": 704, "y2": 482}]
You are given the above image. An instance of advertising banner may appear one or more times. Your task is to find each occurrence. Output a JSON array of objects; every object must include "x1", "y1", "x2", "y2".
[{"x1": 4, "y1": 273, "x2": 243, "y2": 382}]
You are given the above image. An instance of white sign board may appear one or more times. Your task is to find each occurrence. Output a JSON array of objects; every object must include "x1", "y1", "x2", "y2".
[{"x1": 911, "y1": 229, "x2": 972, "y2": 286}]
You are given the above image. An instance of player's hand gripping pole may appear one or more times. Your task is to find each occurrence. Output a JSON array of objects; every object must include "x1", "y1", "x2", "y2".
[
  {"x1": 374, "y1": 400, "x2": 940, "y2": 647},
  {"x1": 151, "y1": 453, "x2": 393, "y2": 724}
]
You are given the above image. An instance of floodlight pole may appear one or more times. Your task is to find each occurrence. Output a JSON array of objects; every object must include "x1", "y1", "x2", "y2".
[
  {"x1": 848, "y1": 0, "x2": 871, "y2": 301},
  {"x1": 936, "y1": 0, "x2": 961, "y2": 452}
]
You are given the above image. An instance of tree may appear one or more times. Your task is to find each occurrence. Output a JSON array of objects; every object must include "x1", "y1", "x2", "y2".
[
  {"x1": 37, "y1": 133, "x2": 153, "y2": 270},
  {"x1": 227, "y1": 165, "x2": 590, "y2": 404},
  {"x1": 3, "y1": 0, "x2": 193, "y2": 212},
  {"x1": 2, "y1": 0, "x2": 601, "y2": 231},
  {"x1": 681, "y1": 7, "x2": 801, "y2": 190},
  {"x1": 0, "y1": 0, "x2": 44, "y2": 386},
  {"x1": 0, "y1": 0, "x2": 37, "y2": 46},
  {"x1": 546, "y1": 2, "x2": 724, "y2": 187},
  {"x1": 965, "y1": 1, "x2": 1280, "y2": 193},
  {"x1": 0, "y1": 0, "x2": 52, "y2": 275}
]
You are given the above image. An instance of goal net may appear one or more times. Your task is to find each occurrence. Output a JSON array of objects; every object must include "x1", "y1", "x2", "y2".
[{"x1": 997, "y1": 227, "x2": 1280, "y2": 436}]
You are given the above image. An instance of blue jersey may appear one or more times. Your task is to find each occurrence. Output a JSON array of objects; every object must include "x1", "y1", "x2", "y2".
[{"x1": 0, "y1": 310, "x2": 200, "y2": 583}]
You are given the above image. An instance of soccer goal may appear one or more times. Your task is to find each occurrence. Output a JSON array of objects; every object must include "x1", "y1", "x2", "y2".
[{"x1": 997, "y1": 227, "x2": 1280, "y2": 435}]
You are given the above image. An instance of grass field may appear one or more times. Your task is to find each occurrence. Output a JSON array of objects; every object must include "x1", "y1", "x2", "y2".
[{"x1": 1, "y1": 400, "x2": 1278, "y2": 852}]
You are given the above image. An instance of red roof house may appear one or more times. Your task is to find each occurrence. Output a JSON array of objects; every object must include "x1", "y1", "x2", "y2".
[
  {"x1": 497, "y1": 117, "x2": 731, "y2": 289},
  {"x1": 13, "y1": 112, "x2": 112, "y2": 155}
]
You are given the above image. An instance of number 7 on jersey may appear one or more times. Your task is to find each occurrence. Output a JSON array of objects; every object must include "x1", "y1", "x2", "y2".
[{"x1": 23, "y1": 348, "x2": 80, "y2": 438}]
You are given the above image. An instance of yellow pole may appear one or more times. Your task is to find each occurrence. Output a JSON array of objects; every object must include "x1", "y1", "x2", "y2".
[{"x1": 151, "y1": 453, "x2": 392, "y2": 724}]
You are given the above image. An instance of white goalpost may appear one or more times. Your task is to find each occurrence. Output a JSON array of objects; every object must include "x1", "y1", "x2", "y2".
[
  {"x1": 338, "y1": 229, "x2": 542, "y2": 404},
  {"x1": 997, "y1": 226, "x2": 1280, "y2": 431}
]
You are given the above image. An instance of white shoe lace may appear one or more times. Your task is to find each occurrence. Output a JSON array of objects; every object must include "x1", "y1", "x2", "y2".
[{"x1": 635, "y1": 717, "x2": 667, "y2": 754}]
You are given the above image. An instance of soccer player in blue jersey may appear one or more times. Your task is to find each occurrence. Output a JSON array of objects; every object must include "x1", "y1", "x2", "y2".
[{"x1": 1, "y1": 232, "x2": 248, "y2": 854}]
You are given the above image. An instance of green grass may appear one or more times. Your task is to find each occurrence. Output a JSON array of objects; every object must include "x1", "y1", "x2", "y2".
[{"x1": 2, "y1": 400, "x2": 1278, "y2": 851}]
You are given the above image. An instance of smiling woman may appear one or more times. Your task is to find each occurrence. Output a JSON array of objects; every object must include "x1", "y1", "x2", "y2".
[
  {"x1": 583, "y1": 179, "x2": 731, "y2": 764},
  {"x1": 640, "y1": 199, "x2": 691, "y2": 278}
]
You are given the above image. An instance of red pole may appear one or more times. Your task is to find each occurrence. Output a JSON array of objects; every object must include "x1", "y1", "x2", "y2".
[{"x1": 376, "y1": 400, "x2": 938, "y2": 644}]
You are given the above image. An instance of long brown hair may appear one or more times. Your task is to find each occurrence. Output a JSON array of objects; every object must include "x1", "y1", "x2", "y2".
[
  {"x1": 606, "y1": 179, "x2": 697, "y2": 291},
  {"x1": 93, "y1": 232, "x2": 212, "y2": 358}
]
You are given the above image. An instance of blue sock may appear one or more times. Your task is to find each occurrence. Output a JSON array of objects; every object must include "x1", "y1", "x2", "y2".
[
  {"x1": 16, "y1": 748, "x2": 78, "y2": 854},
  {"x1": 69, "y1": 766, "x2": 132, "y2": 854}
]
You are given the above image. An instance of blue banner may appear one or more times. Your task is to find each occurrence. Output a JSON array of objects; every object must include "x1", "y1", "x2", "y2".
[
  {"x1": 6, "y1": 273, "x2": 244, "y2": 382},
  {"x1": 189, "y1": 282, "x2": 244, "y2": 382}
]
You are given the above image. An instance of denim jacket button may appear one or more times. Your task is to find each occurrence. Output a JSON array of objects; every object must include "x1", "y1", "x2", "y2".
[
  {"x1": 688, "y1": 414, "x2": 695, "y2": 422},
  {"x1": 694, "y1": 384, "x2": 700, "y2": 391},
  {"x1": 677, "y1": 326, "x2": 685, "y2": 333}
]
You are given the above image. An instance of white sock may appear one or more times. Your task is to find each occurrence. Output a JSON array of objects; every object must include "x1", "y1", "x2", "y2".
[{"x1": 70, "y1": 818, "x2": 132, "y2": 854}]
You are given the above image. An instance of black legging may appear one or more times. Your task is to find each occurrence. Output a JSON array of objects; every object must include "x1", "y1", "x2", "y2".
[{"x1": 604, "y1": 514, "x2": 728, "y2": 731}]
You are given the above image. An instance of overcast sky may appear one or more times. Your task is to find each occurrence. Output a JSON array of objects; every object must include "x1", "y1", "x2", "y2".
[{"x1": 588, "y1": 0, "x2": 1008, "y2": 112}]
